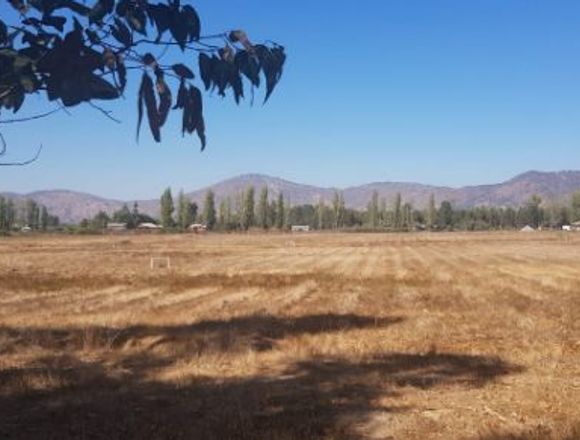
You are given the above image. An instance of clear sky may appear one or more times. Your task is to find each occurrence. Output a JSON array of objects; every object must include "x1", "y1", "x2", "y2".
[{"x1": 1, "y1": 0, "x2": 579, "y2": 199}]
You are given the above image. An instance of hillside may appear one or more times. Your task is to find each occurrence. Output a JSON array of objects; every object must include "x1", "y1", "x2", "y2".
[{"x1": 2, "y1": 170, "x2": 580, "y2": 223}]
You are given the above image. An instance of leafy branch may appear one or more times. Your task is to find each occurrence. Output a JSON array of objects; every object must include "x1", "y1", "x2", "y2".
[{"x1": 0, "y1": 0, "x2": 286, "y2": 152}]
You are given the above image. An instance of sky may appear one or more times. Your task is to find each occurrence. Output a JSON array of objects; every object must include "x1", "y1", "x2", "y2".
[{"x1": 1, "y1": 0, "x2": 579, "y2": 200}]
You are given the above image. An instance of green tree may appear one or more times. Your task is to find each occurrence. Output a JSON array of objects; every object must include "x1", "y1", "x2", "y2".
[
  {"x1": 112, "y1": 204, "x2": 133, "y2": 227},
  {"x1": 276, "y1": 193, "x2": 285, "y2": 229},
  {"x1": 160, "y1": 188, "x2": 175, "y2": 229},
  {"x1": 332, "y1": 191, "x2": 346, "y2": 229},
  {"x1": 40, "y1": 206, "x2": 49, "y2": 231},
  {"x1": 25, "y1": 199, "x2": 39, "y2": 229},
  {"x1": 571, "y1": 192, "x2": 580, "y2": 222},
  {"x1": 316, "y1": 198, "x2": 325, "y2": 230},
  {"x1": 177, "y1": 190, "x2": 196, "y2": 230},
  {"x1": 91, "y1": 211, "x2": 110, "y2": 230},
  {"x1": 256, "y1": 187, "x2": 269, "y2": 229},
  {"x1": 393, "y1": 193, "x2": 402, "y2": 230},
  {"x1": 427, "y1": 194, "x2": 436, "y2": 231},
  {"x1": 203, "y1": 190, "x2": 216, "y2": 230},
  {"x1": 438, "y1": 201, "x2": 454, "y2": 230},
  {"x1": 367, "y1": 190, "x2": 379, "y2": 229},
  {"x1": 241, "y1": 186, "x2": 255, "y2": 231}
]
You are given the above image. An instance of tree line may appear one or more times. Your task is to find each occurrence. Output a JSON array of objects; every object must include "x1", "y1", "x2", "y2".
[
  {"x1": 80, "y1": 187, "x2": 580, "y2": 233},
  {"x1": 0, "y1": 197, "x2": 60, "y2": 233}
]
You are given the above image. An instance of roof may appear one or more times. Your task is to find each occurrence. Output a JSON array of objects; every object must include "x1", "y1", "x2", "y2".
[
  {"x1": 520, "y1": 225, "x2": 535, "y2": 232},
  {"x1": 107, "y1": 222, "x2": 127, "y2": 228},
  {"x1": 137, "y1": 222, "x2": 162, "y2": 229}
]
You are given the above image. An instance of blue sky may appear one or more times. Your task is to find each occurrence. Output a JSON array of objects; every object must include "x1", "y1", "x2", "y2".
[{"x1": 1, "y1": 0, "x2": 579, "y2": 199}]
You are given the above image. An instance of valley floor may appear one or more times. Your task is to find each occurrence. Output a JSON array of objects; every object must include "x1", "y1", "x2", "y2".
[{"x1": 0, "y1": 232, "x2": 579, "y2": 439}]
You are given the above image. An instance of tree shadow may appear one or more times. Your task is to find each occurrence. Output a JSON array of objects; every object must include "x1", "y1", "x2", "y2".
[
  {"x1": 0, "y1": 313, "x2": 403, "y2": 355},
  {"x1": 0, "y1": 314, "x2": 524, "y2": 440}
]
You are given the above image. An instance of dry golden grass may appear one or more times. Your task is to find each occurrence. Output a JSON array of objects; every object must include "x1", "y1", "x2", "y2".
[{"x1": 0, "y1": 231, "x2": 579, "y2": 439}]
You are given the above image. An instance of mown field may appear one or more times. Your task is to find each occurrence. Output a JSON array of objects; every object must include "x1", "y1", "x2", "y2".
[{"x1": 0, "y1": 232, "x2": 579, "y2": 440}]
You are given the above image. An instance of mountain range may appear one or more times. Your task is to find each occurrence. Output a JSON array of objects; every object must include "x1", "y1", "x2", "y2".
[{"x1": 2, "y1": 170, "x2": 580, "y2": 224}]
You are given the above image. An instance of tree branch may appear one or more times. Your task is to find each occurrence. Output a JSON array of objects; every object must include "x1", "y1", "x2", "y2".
[
  {"x1": 0, "y1": 133, "x2": 43, "y2": 166},
  {"x1": 0, "y1": 108, "x2": 62, "y2": 124}
]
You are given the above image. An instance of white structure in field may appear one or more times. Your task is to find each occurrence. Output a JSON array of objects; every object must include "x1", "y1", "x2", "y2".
[
  {"x1": 188, "y1": 223, "x2": 207, "y2": 233},
  {"x1": 137, "y1": 222, "x2": 162, "y2": 230},
  {"x1": 520, "y1": 225, "x2": 535, "y2": 232},
  {"x1": 291, "y1": 225, "x2": 310, "y2": 232},
  {"x1": 107, "y1": 222, "x2": 127, "y2": 231}
]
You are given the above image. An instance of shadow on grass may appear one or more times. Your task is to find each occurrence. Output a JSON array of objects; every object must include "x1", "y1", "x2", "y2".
[{"x1": 0, "y1": 313, "x2": 524, "y2": 440}]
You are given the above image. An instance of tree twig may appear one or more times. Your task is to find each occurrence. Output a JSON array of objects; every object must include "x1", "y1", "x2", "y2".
[
  {"x1": 0, "y1": 108, "x2": 62, "y2": 124},
  {"x1": 87, "y1": 102, "x2": 122, "y2": 124},
  {"x1": 0, "y1": 133, "x2": 43, "y2": 166}
]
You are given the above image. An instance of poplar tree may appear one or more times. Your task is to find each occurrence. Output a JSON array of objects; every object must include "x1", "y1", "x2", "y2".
[
  {"x1": 160, "y1": 188, "x2": 175, "y2": 229},
  {"x1": 241, "y1": 186, "x2": 255, "y2": 230},
  {"x1": 203, "y1": 190, "x2": 216, "y2": 230},
  {"x1": 276, "y1": 193, "x2": 285, "y2": 230},
  {"x1": 393, "y1": 193, "x2": 402, "y2": 230},
  {"x1": 427, "y1": 194, "x2": 436, "y2": 231},
  {"x1": 256, "y1": 187, "x2": 269, "y2": 229}
]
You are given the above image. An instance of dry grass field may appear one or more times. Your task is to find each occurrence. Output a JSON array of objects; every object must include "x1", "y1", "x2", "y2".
[{"x1": 0, "y1": 232, "x2": 579, "y2": 440}]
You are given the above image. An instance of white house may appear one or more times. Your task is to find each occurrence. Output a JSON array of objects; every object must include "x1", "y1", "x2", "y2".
[
  {"x1": 188, "y1": 223, "x2": 207, "y2": 233},
  {"x1": 137, "y1": 222, "x2": 162, "y2": 230},
  {"x1": 107, "y1": 222, "x2": 127, "y2": 231},
  {"x1": 291, "y1": 225, "x2": 310, "y2": 232}
]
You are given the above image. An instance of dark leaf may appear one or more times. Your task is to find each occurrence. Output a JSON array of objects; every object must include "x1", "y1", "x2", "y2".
[
  {"x1": 19, "y1": 73, "x2": 40, "y2": 93},
  {"x1": 22, "y1": 18, "x2": 43, "y2": 27},
  {"x1": 156, "y1": 77, "x2": 171, "y2": 127},
  {"x1": 198, "y1": 53, "x2": 213, "y2": 90},
  {"x1": 169, "y1": 7, "x2": 188, "y2": 50},
  {"x1": 213, "y1": 59, "x2": 232, "y2": 97},
  {"x1": 61, "y1": 1, "x2": 91, "y2": 16},
  {"x1": 172, "y1": 63, "x2": 194, "y2": 79},
  {"x1": 0, "y1": 20, "x2": 7, "y2": 46},
  {"x1": 229, "y1": 68, "x2": 243, "y2": 104},
  {"x1": 111, "y1": 18, "x2": 132, "y2": 47},
  {"x1": 57, "y1": 76, "x2": 91, "y2": 106},
  {"x1": 8, "y1": 0, "x2": 27, "y2": 13},
  {"x1": 136, "y1": 73, "x2": 145, "y2": 141},
  {"x1": 116, "y1": 53, "x2": 126, "y2": 92},
  {"x1": 85, "y1": 29, "x2": 100, "y2": 45},
  {"x1": 115, "y1": 0, "x2": 129, "y2": 17},
  {"x1": 126, "y1": 8, "x2": 147, "y2": 36},
  {"x1": 41, "y1": 15, "x2": 67, "y2": 32},
  {"x1": 181, "y1": 5, "x2": 200, "y2": 42},
  {"x1": 89, "y1": 0, "x2": 114, "y2": 24},
  {"x1": 147, "y1": 3, "x2": 171, "y2": 41},
  {"x1": 235, "y1": 50, "x2": 260, "y2": 88},
  {"x1": 181, "y1": 84, "x2": 202, "y2": 136},
  {"x1": 173, "y1": 77, "x2": 187, "y2": 109},
  {"x1": 197, "y1": 116, "x2": 206, "y2": 151},
  {"x1": 257, "y1": 45, "x2": 286, "y2": 103},
  {"x1": 142, "y1": 52, "x2": 156, "y2": 66},
  {"x1": 88, "y1": 74, "x2": 119, "y2": 100},
  {"x1": 139, "y1": 73, "x2": 161, "y2": 142}
]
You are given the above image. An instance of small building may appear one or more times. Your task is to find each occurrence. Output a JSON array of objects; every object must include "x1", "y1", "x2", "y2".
[
  {"x1": 188, "y1": 223, "x2": 207, "y2": 233},
  {"x1": 562, "y1": 225, "x2": 572, "y2": 231},
  {"x1": 107, "y1": 222, "x2": 127, "y2": 232},
  {"x1": 137, "y1": 222, "x2": 162, "y2": 231},
  {"x1": 520, "y1": 225, "x2": 535, "y2": 233},
  {"x1": 571, "y1": 221, "x2": 580, "y2": 232},
  {"x1": 291, "y1": 225, "x2": 310, "y2": 232}
]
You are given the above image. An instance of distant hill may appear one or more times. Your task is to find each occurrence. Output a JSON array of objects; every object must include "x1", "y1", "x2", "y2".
[{"x1": 2, "y1": 170, "x2": 580, "y2": 224}]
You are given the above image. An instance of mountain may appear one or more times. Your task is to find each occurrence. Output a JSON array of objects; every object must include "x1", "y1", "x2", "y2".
[{"x1": 2, "y1": 171, "x2": 580, "y2": 224}]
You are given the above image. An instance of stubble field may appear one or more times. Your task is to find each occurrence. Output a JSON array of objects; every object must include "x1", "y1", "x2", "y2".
[{"x1": 0, "y1": 232, "x2": 579, "y2": 440}]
